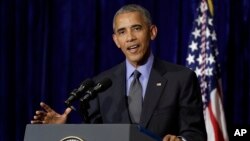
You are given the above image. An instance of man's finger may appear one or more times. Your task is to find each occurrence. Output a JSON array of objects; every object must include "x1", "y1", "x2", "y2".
[
  {"x1": 40, "y1": 102, "x2": 54, "y2": 112},
  {"x1": 31, "y1": 120, "x2": 43, "y2": 124},
  {"x1": 163, "y1": 134, "x2": 181, "y2": 141},
  {"x1": 36, "y1": 110, "x2": 47, "y2": 116},
  {"x1": 63, "y1": 108, "x2": 72, "y2": 116}
]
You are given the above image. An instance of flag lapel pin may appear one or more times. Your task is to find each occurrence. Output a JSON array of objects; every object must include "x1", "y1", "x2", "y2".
[{"x1": 156, "y1": 83, "x2": 161, "y2": 86}]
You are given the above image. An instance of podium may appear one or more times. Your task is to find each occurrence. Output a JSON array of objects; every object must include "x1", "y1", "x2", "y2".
[{"x1": 24, "y1": 124, "x2": 161, "y2": 141}]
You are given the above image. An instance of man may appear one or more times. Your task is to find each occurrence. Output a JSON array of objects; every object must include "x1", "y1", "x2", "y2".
[{"x1": 31, "y1": 4, "x2": 207, "y2": 141}]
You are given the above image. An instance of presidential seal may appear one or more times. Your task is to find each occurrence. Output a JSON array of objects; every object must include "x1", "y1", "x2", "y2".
[{"x1": 60, "y1": 136, "x2": 85, "y2": 141}]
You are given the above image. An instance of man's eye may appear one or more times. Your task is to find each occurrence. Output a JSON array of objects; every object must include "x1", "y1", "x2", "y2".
[
  {"x1": 133, "y1": 26, "x2": 142, "y2": 31},
  {"x1": 118, "y1": 31, "x2": 125, "y2": 35},
  {"x1": 135, "y1": 27, "x2": 141, "y2": 30}
]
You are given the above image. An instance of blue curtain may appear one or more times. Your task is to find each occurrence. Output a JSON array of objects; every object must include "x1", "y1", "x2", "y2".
[{"x1": 0, "y1": 0, "x2": 249, "y2": 141}]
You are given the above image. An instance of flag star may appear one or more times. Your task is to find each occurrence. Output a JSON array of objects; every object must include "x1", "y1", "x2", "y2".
[
  {"x1": 208, "y1": 18, "x2": 213, "y2": 26},
  {"x1": 207, "y1": 54, "x2": 215, "y2": 64},
  {"x1": 205, "y1": 67, "x2": 213, "y2": 76},
  {"x1": 200, "y1": 81, "x2": 207, "y2": 90},
  {"x1": 205, "y1": 53, "x2": 209, "y2": 64},
  {"x1": 196, "y1": 16, "x2": 203, "y2": 26},
  {"x1": 201, "y1": 16, "x2": 206, "y2": 24},
  {"x1": 206, "y1": 27, "x2": 211, "y2": 38},
  {"x1": 202, "y1": 94, "x2": 208, "y2": 105},
  {"x1": 206, "y1": 41, "x2": 210, "y2": 50},
  {"x1": 189, "y1": 41, "x2": 198, "y2": 52},
  {"x1": 192, "y1": 28, "x2": 201, "y2": 39},
  {"x1": 196, "y1": 54, "x2": 204, "y2": 65},
  {"x1": 195, "y1": 67, "x2": 202, "y2": 77},
  {"x1": 200, "y1": 1, "x2": 208, "y2": 12},
  {"x1": 186, "y1": 54, "x2": 195, "y2": 65},
  {"x1": 211, "y1": 30, "x2": 217, "y2": 41},
  {"x1": 215, "y1": 48, "x2": 219, "y2": 56}
]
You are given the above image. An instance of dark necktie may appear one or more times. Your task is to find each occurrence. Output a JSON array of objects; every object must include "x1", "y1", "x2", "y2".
[{"x1": 128, "y1": 70, "x2": 142, "y2": 124}]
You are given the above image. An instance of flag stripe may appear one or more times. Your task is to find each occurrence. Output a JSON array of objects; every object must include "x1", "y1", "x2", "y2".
[{"x1": 208, "y1": 89, "x2": 225, "y2": 141}]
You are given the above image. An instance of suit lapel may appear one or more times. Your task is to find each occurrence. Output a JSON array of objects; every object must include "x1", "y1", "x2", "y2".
[
  {"x1": 140, "y1": 59, "x2": 168, "y2": 127},
  {"x1": 111, "y1": 62, "x2": 131, "y2": 123}
]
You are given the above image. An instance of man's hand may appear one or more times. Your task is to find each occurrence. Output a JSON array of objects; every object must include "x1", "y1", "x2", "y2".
[
  {"x1": 31, "y1": 102, "x2": 72, "y2": 124},
  {"x1": 163, "y1": 134, "x2": 182, "y2": 141}
]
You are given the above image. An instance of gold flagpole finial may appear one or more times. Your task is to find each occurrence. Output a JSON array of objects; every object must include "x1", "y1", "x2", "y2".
[{"x1": 207, "y1": 0, "x2": 214, "y2": 16}]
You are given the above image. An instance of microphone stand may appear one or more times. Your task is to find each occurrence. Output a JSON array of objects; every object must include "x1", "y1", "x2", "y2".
[
  {"x1": 79, "y1": 98, "x2": 90, "y2": 123},
  {"x1": 64, "y1": 98, "x2": 90, "y2": 123}
]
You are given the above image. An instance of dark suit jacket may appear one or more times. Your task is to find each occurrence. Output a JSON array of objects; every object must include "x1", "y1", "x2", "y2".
[{"x1": 87, "y1": 58, "x2": 207, "y2": 141}]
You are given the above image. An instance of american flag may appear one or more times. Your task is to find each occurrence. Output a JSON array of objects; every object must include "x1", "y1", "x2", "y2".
[{"x1": 185, "y1": 0, "x2": 229, "y2": 141}]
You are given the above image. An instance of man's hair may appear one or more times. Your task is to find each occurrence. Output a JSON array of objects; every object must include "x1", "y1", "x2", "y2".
[{"x1": 113, "y1": 4, "x2": 152, "y2": 31}]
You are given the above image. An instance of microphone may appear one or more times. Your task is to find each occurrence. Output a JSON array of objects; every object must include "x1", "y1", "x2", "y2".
[
  {"x1": 65, "y1": 79, "x2": 95, "y2": 107},
  {"x1": 80, "y1": 78, "x2": 112, "y2": 102}
]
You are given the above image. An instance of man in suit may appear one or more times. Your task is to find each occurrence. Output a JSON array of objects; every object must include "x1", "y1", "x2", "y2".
[{"x1": 31, "y1": 4, "x2": 207, "y2": 141}]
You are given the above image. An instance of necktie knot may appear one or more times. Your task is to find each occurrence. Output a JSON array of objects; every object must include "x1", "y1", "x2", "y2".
[{"x1": 133, "y1": 70, "x2": 141, "y2": 79}]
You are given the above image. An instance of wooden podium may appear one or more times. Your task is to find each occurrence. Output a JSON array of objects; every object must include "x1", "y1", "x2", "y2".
[{"x1": 24, "y1": 124, "x2": 161, "y2": 141}]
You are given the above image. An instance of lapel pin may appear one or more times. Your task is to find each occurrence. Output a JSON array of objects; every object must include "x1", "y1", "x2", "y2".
[{"x1": 156, "y1": 83, "x2": 161, "y2": 86}]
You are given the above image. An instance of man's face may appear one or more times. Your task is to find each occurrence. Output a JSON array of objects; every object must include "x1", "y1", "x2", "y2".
[{"x1": 112, "y1": 11, "x2": 157, "y2": 67}]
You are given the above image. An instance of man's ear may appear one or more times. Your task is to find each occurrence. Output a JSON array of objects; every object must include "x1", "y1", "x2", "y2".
[
  {"x1": 150, "y1": 25, "x2": 158, "y2": 40},
  {"x1": 112, "y1": 33, "x2": 121, "y2": 48}
]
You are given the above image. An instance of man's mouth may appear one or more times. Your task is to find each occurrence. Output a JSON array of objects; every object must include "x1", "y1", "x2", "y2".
[{"x1": 128, "y1": 45, "x2": 139, "y2": 53}]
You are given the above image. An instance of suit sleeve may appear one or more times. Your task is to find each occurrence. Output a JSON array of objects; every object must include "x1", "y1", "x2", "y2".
[{"x1": 178, "y1": 71, "x2": 207, "y2": 141}]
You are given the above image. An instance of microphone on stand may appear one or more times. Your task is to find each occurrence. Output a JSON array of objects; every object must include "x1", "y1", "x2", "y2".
[
  {"x1": 80, "y1": 78, "x2": 112, "y2": 102},
  {"x1": 64, "y1": 79, "x2": 95, "y2": 108}
]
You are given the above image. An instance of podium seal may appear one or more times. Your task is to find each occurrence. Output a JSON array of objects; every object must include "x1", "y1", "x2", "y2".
[{"x1": 60, "y1": 136, "x2": 85, "y2": 141}]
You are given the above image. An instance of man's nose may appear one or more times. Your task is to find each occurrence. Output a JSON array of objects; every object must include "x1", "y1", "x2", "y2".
[{"x1": 126, "y1": 31, "x2": 136, "y2": 42}]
